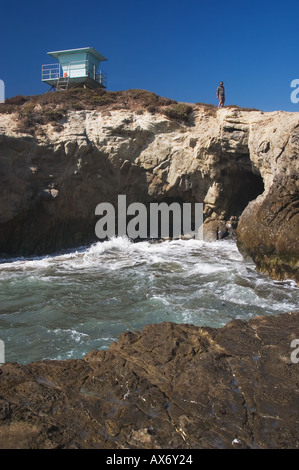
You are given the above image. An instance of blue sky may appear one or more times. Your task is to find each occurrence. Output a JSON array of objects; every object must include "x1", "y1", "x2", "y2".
[{"x1": 1, "y1": 0, "x2": 299, "y2": 111}]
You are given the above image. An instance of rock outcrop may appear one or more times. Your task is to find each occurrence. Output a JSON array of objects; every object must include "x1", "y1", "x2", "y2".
[
  {"x1": 236, "y1": 114, "x2": 299, "y2": 281},
  {"x1": 0, "y1": 312, "x2": 298, "y2": 449},
  {"x1": 0, "y1": 90, "x2": 298, "y2": 280}
]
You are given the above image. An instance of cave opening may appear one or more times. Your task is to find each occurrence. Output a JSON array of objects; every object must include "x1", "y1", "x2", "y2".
[
  {"x1": 228, "y1": 169, "x2": 265, "y2": 217},
  {"x1": 97, "y1": 169, "x2": 265, "y2": 243}
]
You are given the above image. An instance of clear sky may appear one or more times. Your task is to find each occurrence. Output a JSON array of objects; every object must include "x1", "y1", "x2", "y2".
[{"x1": 1, "y1": 0, "x2": 299, "y2": 112}]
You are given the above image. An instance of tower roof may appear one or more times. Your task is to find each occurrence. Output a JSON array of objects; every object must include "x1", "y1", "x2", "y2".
[{"x1": 47, "y1": 47, "x2": 108, "y2": 62}]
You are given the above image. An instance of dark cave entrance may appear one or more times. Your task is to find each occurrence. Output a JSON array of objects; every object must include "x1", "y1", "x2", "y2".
[
  {"x1": 226, "y1": 169, "x2": 265, "y2": 217},
  {"x1": 104, "y1": 168, "x2": 265, "y2": 242}
]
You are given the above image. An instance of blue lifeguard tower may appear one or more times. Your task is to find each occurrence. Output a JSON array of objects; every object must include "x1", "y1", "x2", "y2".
[{"x1": 42, "y1": 47, "x2": 107, "y2": 91}]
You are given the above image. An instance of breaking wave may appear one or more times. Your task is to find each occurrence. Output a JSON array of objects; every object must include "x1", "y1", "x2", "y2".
[{"x1": 0, "y1": 237, "x2": 298, "y2": 363}]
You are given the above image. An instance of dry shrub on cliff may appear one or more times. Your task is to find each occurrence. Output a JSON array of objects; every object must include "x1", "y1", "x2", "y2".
[
  {"x1": 32, "y1": 88, "x2": 175, "y2": 112},
  {"x1": 1, "y1": 88, "x2": 193, "y2": 134},
  {"x1": 163, "y1": 103, "x2": 194, "y2": 123},
  {"x1": 0, "y1": 95, "x2": 30, "y2": 115},
  {"x1": 1, "y1": 88, "x2": 175, "y2": 114},
  {"x1": 123, "y1": 89, "x2": 175, "y2": 108},
  {"x1": 5, "y1": 95, "x2": 30, "y2": 106},
  {"x1": 14, "y1": 100, "x2": 66, "y2": 134}
]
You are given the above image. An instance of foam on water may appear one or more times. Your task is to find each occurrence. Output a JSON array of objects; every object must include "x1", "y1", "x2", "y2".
[{"x1": 0, "y1": 237, "x2": 298, "y2": 363}]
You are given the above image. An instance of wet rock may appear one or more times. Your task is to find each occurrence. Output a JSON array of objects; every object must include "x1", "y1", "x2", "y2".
[
  {"x1": 203, "y1": 219, "x2": 231, "y2": 241},
  {"x1": 237, "y1": 186, "x2": 299, "y2": 282},
  {"x1": 38, "y1": 188, "x2": 59, "y2": 201},
  {"x1": 0, "y1": 312, "x2": 298, "y2": 449}
]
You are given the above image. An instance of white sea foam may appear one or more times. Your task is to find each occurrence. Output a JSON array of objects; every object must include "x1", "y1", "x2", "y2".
[
  {"x1": 0, "y1": 237, "x2": 298, "y2": 363},
  {"x1": 52, "y1": 328, "x2": 89, "y2": 342}
]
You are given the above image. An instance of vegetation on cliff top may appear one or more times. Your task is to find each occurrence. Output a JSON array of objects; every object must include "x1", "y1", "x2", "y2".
[
  {"x1": 0, "y1": 88, "x2": 214, "y2": 134},
  {"x1": 0, "y1": 89, "x2": 181, "y2": 125},
  {"x1": 0, "y1": 88, "x2": 260, "y2": 135}
]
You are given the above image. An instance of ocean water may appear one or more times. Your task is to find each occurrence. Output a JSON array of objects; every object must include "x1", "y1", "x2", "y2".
[{"x1": 0, "y1": 237, "x2": 298, "y2": 364}]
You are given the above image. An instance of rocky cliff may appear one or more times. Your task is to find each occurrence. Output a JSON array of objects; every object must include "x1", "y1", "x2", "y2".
[
  {"x1": 0, "y1": 91, "x2": 298, "y2": 450},
  {"x1": 0, "y1": 89, "x2": 298, "y2": 281},
  {"x1": 0, "y1": 312, "x2": 298, "y2": 449}
]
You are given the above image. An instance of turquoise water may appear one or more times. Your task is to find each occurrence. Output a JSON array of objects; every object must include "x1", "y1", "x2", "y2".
[{"x1": 0, "y1": 237, "x2": 298, "y2": 364}]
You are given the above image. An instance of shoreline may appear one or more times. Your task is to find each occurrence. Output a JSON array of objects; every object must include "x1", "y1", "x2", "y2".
[{"x1": 1, "y1": 238, "x2": 297, "y2": 365}]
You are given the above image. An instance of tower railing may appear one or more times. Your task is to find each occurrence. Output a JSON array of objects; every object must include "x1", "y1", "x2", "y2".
[
  {"x1": 42, "y1": 64, "x2": 61, "y2": 81},
  {"x1": 42, "y1": 60, "x2": 107, "y2": 87}
]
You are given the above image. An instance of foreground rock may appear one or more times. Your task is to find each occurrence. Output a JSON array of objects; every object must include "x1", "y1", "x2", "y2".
[{"x1": 0, "y1": 312, "x2": 298, "y2": 449}]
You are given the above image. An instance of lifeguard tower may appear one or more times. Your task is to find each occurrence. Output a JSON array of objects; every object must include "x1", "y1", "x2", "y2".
[{"x1": 41, "y1": 47, "x2": 107, "y2": 91}]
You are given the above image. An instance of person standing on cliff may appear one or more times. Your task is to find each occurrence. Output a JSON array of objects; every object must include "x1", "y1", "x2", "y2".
[{"x1": 216, "y1": 81, "x2": 225, "y2": 108}]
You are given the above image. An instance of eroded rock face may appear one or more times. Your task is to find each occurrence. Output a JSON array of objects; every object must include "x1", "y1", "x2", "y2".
[
  {"x1": 0, "y1": 103, "x2": 298, "y2": 280},
  {"x1": 0, "y1": 312, "x2": 298, "y2": 449},
  {"x1": 237, "y1": 115, "x2": 299, "y2": 281},
  {"x1": 237, "y1": 186, "x2": 299, "y2": 281}
]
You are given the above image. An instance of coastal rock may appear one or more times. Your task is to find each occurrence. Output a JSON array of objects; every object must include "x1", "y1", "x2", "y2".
[
  {"x1": 0, "y1": 312, "x2": 298, "y2": 449},
  {"x1": 237, "y1": 117, "x2": 299, "y2": 281},
  {"x1": 237, "y1": 186, "x2": 299, "y2": 281},
  {"x1": 0, "y1": 91, "x2": 298, "y2": 280}
]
